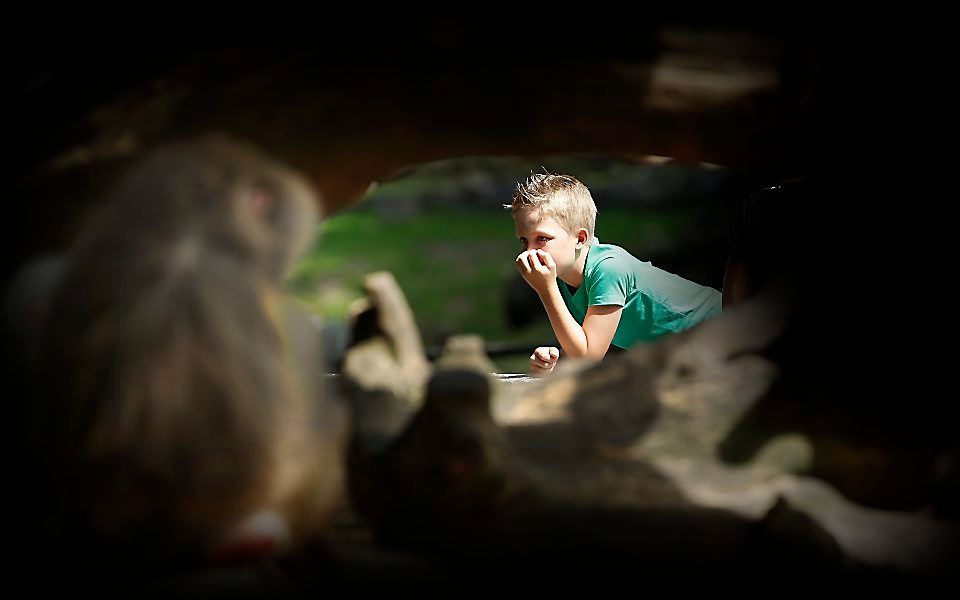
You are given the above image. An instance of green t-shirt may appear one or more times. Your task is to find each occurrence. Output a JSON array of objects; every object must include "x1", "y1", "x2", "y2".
[{"x1": 558, "y1": 243, "x2": 721, "y2": 348}]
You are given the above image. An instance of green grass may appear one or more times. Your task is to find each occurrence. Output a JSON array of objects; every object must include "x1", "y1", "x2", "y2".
[{"x1": 288, "y1": 210, "x2": 522, "y2": 341}]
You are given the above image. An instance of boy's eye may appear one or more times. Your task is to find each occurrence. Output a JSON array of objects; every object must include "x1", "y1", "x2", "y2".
[
  {"x1": 519, "y1": 239, "x2": 528, "y2": 248},
  {"x1": 538, "y1": 237, "x2": 550, "y2": 243}
]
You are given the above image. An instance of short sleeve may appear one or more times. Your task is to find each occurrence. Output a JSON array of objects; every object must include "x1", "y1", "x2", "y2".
[{"x1": 586, "y1": 256, "x2": 628, "y2": 307}]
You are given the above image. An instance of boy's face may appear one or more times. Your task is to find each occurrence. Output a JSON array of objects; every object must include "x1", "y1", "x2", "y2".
[{"x1": 514, "y1": 208, "x2": 586, "y2": 279}]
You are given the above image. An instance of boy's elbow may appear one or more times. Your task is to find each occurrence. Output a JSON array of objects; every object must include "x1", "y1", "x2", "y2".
[
  {"x1": 584, "y1": 347, "x2": 609, "y2": 361},
  {"x1": 574, "y1": 341, "x2": 608, "y2": 361},
  {"x1": 561, "y1": 344, "x2": 590, "y2": 360},
  {"x1": 583, "y1": 335, "x2": 616, "y2": 360}
]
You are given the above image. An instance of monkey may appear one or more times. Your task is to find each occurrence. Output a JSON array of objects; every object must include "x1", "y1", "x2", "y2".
[{"x1": 25, "y1": 136, "x2": 350, "y2": 575}]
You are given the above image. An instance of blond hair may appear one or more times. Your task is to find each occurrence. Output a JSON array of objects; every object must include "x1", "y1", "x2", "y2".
[{"x1": 507, "y1": 172, "x2": 597, "y2": 239}]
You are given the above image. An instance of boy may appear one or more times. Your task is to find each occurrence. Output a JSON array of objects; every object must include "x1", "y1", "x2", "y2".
[{"x1": 509, "y1": 173, "x2": 721, "y2": 376}]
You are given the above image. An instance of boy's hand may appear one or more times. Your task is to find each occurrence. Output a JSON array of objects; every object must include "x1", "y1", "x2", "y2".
[
  {"x1": 529, "y1": 346, "x2": 560, "y2": 377},
  {"x1": 515, "y1": 249, "x2": 557, "y2": 294}
]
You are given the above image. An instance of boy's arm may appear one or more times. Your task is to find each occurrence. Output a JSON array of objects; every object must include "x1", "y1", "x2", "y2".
[
  {"x1": 537, "y1": 285, "x2": 622, "y2": 359},
  {"x1": 516, "y1": 249, "x2": 622, "y2": 360}
]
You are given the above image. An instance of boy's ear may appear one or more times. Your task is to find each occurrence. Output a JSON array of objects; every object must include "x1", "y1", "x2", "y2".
[{"x1": 577, "y1": 228, "x2": 589, "y2": 246}]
